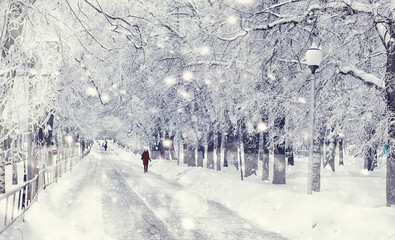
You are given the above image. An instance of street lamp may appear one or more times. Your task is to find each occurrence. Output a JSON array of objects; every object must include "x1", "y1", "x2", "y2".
[{"x1": 306, "y1": 42, "x2": 322, "y2": 194}]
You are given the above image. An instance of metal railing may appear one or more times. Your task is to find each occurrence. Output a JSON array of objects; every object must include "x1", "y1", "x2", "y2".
[{"x1": 0, "y1": 148, "x2": 91, "y2": 234}]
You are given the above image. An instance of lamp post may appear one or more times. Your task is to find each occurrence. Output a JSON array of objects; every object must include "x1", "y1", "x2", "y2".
[{"x1": 306, "y1": 42, "x2": 322, "y2": 194}]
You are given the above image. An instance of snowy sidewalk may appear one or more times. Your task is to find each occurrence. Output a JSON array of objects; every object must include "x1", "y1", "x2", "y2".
[{"x1": 0, "y1": 144, "x2": 286, "y2": 240}]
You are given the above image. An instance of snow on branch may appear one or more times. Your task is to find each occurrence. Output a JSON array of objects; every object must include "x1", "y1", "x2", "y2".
[
  {"x1": 253, "y1": 16, "x2": 301, "y2": 31},
  {"x1": 255, "y1": 0, "x2": 302, "y2": 15},
  {"x1": 253, "y1": 1, "x2": 374, "y2": 32},
  {"x1": 338, "y1": 0, "x2": 375, "y2": 14},
  {"x1": 213, "y1": 30, "x2": 248, "y2": 41},
  {"x1": 337, "y1": 64, "x2": 384, "y2": 91},
  {"x1": 375, "y1": 22, "x2": 391, "y2": 48}
]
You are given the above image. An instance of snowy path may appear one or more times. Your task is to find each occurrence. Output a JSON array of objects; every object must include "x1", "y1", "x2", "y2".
[
  {"x1": 0, "y1": 144, "x2": 286, "y2": 240},
  {"x1": 101, "y1": 146, "x2": 286, "y2": 240}
]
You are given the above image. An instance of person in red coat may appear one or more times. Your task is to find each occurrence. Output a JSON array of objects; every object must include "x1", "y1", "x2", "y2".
[{"x1": 141, "y1": 148, "x2": 151, "y2": 173}]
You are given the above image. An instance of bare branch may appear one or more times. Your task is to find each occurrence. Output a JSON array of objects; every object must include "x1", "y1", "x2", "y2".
[
  {"x1": 64, "y1": 0, "x2": 108, "y2": 50},
  {"x1": 74, "y1": 58, "x2": 106, "y2": 105}
]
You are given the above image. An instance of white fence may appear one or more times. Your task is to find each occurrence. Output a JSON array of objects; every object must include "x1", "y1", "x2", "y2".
[{"x1": 0, "y1": 148, "x2": 91, "y2": 234}]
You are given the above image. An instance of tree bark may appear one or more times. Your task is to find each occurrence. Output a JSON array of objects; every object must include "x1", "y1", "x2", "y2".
[
  {"x1": 325, "y1": 139, "x2": 336, "y2": 172},
  {"x1": 260, "y1": 131, "x2": 270, "y2": 181},
  {"x1": 207, "y1": 130, "x2": 214, "y2": 169},
  {"x1": 364, "y1": 145, "x2": 377, "y2": 171},
  {"x1": 312, "y1": 139, "x2": 321, "y2": 192},
  {"x1": 272, "y1": 117, "x2": 286, "y2": 185},
  {"x1": 386, "y1": 39, "x2": 395, "y2": 206},
  {"x1": 287, "y1": 145, "x2": 294, "y2": 166},
  {"x1": 243, "y1": 128, "x2": 259, "y2": 177},
  {"x1": 215, "y1": 132, "x2": 223, "y2": 171},
  {"x1": 273, "y1": 144, "x2": 286, "y2": 184},
  {"x1": 225, "y1": 125, "x2": 238, "y2": 169},
  {"x1": 197, "y1": 144, "x2": 204, "y2": 167},
  {"x1": 11, "y1": 138, "x2": 17, "y2": 185},
  {"x1": 183, "y1": 143, "x2": 195, "y2": 166},
  {"x1": 339, "y1": 138, "x2": 344, "y2": 165}
]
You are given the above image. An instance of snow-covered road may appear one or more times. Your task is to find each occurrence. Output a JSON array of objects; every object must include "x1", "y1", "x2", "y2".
[
  {"x1": 101, "y1": 146, "x2": 286, "y2": 239},
  {"x1": 0, "y1": 144, "x2": 286, "y2": 240}
]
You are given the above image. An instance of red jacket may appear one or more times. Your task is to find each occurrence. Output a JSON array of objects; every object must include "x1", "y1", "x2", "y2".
[{"x1": 141, "y1": 151, "x2": 150, "y2": 166}]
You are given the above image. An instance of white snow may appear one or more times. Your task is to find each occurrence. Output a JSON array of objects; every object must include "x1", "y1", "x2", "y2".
[
  {"x1": 298, "y1": 97, "x2": 307, "y2": 104},
  {"x1": 235, "y1": 0, "x2": 255, "y2": 5},
  {"x1": 198, "y1": 46, "x2": 211, "y2": 56},
  {"x1": 227, "y1": 15, "x2": 238, "y2": 25},
  {"x1": 182, "y1": 71, "x2": 194, "y2": 81},
  {"x1": 102, "y1": 93, "x2": 110, "y2": 103},
  {"x1": 1, "y1": 144, "x2": 394, "y2": 240},
  {"x1": 338, "y1": 65, "x2": 384, "y2": 89},
  {"x1": 257, "y1": 122, "x2": 268, "y2": 132},
  {"x1": 86, "y1": 87, "x2": 98, "y2": 97},
  {"x1": 164, "y1": 76, "x2": 176, "y2": 86}
]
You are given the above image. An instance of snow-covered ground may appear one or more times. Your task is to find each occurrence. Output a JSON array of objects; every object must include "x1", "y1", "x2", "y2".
[{"x1": 1, "y1": 143, "x2": 395, "y2": 240}]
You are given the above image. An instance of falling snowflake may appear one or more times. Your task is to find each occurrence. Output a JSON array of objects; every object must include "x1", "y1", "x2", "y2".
[
  {"x1": 183, "y1": 71, "x2": 193, "y2": 81},
  {"x1": 86, "y1": 87, "x2": 98, "y2": 97},
  {"x1": 227, "y1": 15, "x2": 238, "y2": 25},
  {"x1": 164, "y1": 76, "x2": 176, "y2": 86}
]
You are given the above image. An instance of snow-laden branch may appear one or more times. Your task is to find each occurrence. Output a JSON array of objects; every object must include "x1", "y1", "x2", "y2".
[
  {"x1": 253, "y1": 0, "x2": 374, "y2": 32},
  {"x1": 213, "y1": 30, "x2": 248, "y2": 41},
  {"x1": 336, "y1": 0, "x2": 375, "y2": 14},
  {"x1": 337, "y1": 64, "x2": 384, "y2": 91},
  {"x1": 253, "y1": 16, "x2": 301, "y2": 31},
  {"x1": 375, "y1": 22, "x2": 391, "y2": 48},
  {"x1": 255, "y1": 0, "x2": 302, "y2": 15},
  {"x1": 74, "y1": 58, "x2": 106, "y2": 105}
]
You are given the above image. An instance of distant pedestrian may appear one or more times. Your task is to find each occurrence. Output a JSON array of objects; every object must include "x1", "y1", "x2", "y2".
[
  {"x1": 104, "y1": 141, "x2": 107, "y2": 151},
  {"x1": 141, "y1": 148, "x2": 151, "y2": 173}
]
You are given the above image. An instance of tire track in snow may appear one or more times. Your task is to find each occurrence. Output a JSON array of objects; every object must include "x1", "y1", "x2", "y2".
[
  {"x1": 105, "y1": 147, "x2": 287, "y2": 240},
  {"x1": 101, "y1": 157, "x2": 176, "y2": 239}
]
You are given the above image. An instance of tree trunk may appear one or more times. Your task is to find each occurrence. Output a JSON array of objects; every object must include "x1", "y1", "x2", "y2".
[
  {"x1": 185, "y1": 144, "x2": 196, "y2": 167},
  {"x1": 183, "y1": 143, "x2": 190, "y2": 164},
  {"x1": 223, "y1": 140, "x2": 228, "y2": 168},
  {"x1": 287, "y1": 145, "x2": 294, "y2": 166},
  {"x1": 272, "y1": 117, "x2": 286, "y2": 185},
  {"x1": 385, "y1": 40, "x2": 395, "y2": 206},
  {"x1": 260, "y1": 131, "x2": 270, "y2": 181},
  {"x1": 312, "y1": 139, "x2": 322, "y2": 192},
  {"x1": 213, "y1": 131, "x2": 218, "y2": 171},
  {"x1": 206, "y1": 145, "x2": 214, "y2": 169},
  {"x1": 320, "y1": 139, "x2": 325, "y2": 170},
  {"x1": 207, "y1": 130, "x2": 214, "y2": 169},
  {"x1": 237, "y1": 120, "x2": 243, "y2": 180},
  {"x1": 273, "y1": 144, "x2": 285, "y2": 184},
  {"x1": 11, "y1": 138, "x2": 17, "y2": 185},
  {"x1": 197, "y1": 144, "x2": 204, "y2": 167},
  {"x1": 243, "y1": 128, "x2": 259, "y2": 178},
  {"x1": 0, "y1": 148, "x2": 5, "y2": 193},
  {"x1": 217, "y1": 132, "x2": 223, "y2": 171},
  {"x1": 325, "y1": 139, "x2": 336, "y2": 172},
  {"x1": 225, "y1": 125, "x2": 237, "y2": 169},
  {"x1": 364, "y1": 145, "x2": 377, "y2": 171},
  {"x1": 339, "y1": 138, "x2": 344, "y2": 165}
]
